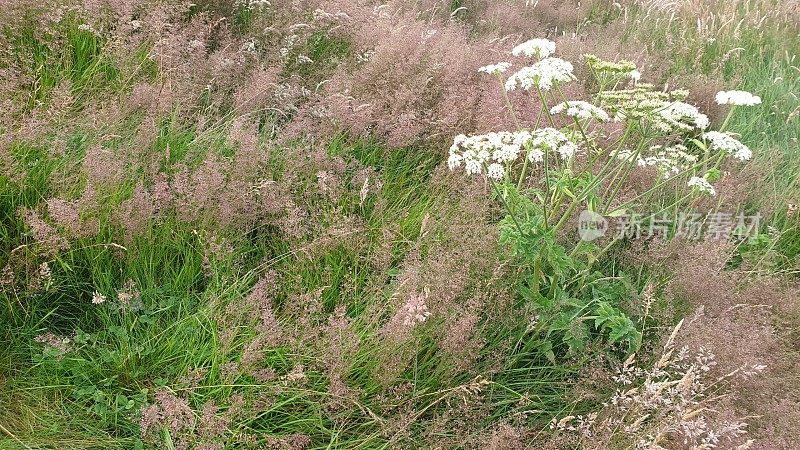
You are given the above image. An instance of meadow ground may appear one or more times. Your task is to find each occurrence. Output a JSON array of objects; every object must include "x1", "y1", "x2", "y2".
[{"x1": 1, "y1": 1, "x2": 799, "y2": 449}]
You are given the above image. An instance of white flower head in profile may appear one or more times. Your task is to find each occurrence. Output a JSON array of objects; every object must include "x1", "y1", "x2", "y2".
[
  {"x1": 688, "y1": 176, "x2": 716, "y2": 196},
  {"x1": 715, "y1": 90, "x2": 761, "y2": 106},
  {"x1": 511, "y1": 38, "x2": 556, "y2": 59},
  {"x1": 702, "y1": 131, "x2": 752, "y2": 161},
  {"x1": 478, "y1": 62, "x2": 512, "y2": 75}
]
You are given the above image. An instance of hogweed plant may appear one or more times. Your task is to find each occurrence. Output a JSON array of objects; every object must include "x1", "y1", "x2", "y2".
[{"x1": 449, "y1": 39, "x2": 761, "y2": 357}]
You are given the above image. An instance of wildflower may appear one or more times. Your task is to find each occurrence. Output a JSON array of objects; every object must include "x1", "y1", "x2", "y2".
[
  {"x1": 448, "y1": 131, "x2": 531, "y2": 176},
  {"x1": 629, "y1": 70, "x2": 641, "y2": 82},
  {"x1": 477, "y1": 62, "x2": 511, "y2": 75},
  {"x1": 511, "y1": 38, "x2": 556, "y2": 59},
  {"x1": 529, "y1": 128, "x2": 579, "y2": 161},
  {"x1": 92, "y1": 290, "x2": 107, "y2": 305},
  {"x1": 702, "y1": 131, "x2": 752, "y2": 161},
  {"x1": 557, "y1": 142, "x2": 579, "y2": 159},
  {"x1": 715, "y1": 90, "x2": 761, "y2": 106},
  {"x1": 550, "y1": 101, "x2": 610, "y2": 122},
  {"x1": 688, "y1": 176, "x2": 716, "y2": 196},
  {"x1": 527, "y1": 148, "x2": 545, "y2": 163},
  {"x1": 504, "y1": 58, "x2": 575, "y2": 91},
  {"x1": 655, "y1": 101, "x2": 710, "y2": 132},
  {"x1": 447, "y1": 152, "x2": 463, "y2": 169},
  {"x1": 595, "y1": 86, "x2": 705, "y2": 133},
  {"x1": 465, "y1": 158, "x2": 482, "y2": 175},
  {"x1": 77, "y1": 23, "x2": 100, "y2": 37},
  {"x1": 584, "y1": 54, "x2": 637, "y2": 75},
  {"x1": 400, "y1": 293, "x2": 431, "y2": 327},
  {"x1": 636, "y1": 144, "x2": 699, "y2": 179},
  {"x1": 487, "y1": 163, "x2": 505, "y2": 180},
  {"x1": 129, "y1": 20, "x2": 142, "y2": 31}
]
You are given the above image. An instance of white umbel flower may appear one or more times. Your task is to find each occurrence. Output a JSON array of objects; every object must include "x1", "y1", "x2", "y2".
[
  {"x1": 527, "y1": 148, "x2": 545, "y2": 163},
  {"x1": 447, "y1": 152, "x2": 463, "y2": 169},
  {"x1": 557, "y1": 142, "x2": 579, "y2": 159},
  {"x1": 478, "y1": 62, "x2": 512, "y2": 75},
  {"x1": 465, "y1": 159, "x2": 481, "y2": 175},
  {"x1": 702, "y1": 131, "x2": 752, "y2": 160},
  {"x1": 511, "y1": 38, "x2": 556, "y2": 59},
  {"x1": 529, "y1": 128, "x2": 579, "y2": 161},
  {"x1": 550, "y1": 101, "x2": 610, "y2": 122},
  {"x1": 92, "y1": 290, "x2": 107, "y2": 305},
  {"x1": 688, "y1": 176, "x2": 716, "y2": 196},
  {"x1": 504, "y1": 58, "x2": 575, "y2": 91},
  {"x1": 487, "y1": 163, "x2": 505, "y2": 180},
  {"x1": 655, "y1": 101, "x2": 710, "y2": 132},
  {"x1": 715, "y1": 90, "x2": 761, "y2": 106}
]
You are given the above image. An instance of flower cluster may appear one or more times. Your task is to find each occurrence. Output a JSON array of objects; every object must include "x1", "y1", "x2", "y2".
[
  {"x1": 715, "y1": 90, "x2": 761, "y2": 106},
  {"x1": 504, "y1": 57, "x2": 575, "y2": 91},
  {"x1": 653, "y1": 101, "x2": 710, "y2": 133},
  {"x1": 477, "y1": 62, "x2": 511, "y2": 75},
  {"x1": 615, "y1": 144, "x2": 699, "y2": 179},
  {"x1": 598, "y1": 86, "x2": 708, "y2": 134},
  {"x1": 702, "y1": 131, "x2": 752, "y2": 161},
  {"x1": 511, "y1": 38, "x2": 556, "y2": 59},
  {"x1": 529, "y1": 128, "x2": 578, "y2": 161},
  {"x1": 448, "y1": 132, "x2": 530, "y2": 177},
  {"x1": 92, "y1": 290, "x2": 107, "y2": 305},
  {"x1": 584, "y1": 53, "x2": 640, "y2": 84},
  {"x1": 447, "y1": 128, "x2": 579, "y2": 179},
  {"x1": 460, "y1": 36, "x2": 757, "y2": 204},
  {"x1": 550, "y1": 101, "x2": 610, "y2": 122},
  {"x1": 584, "y1": 54, "x2": 637, "y2": 75},
  {"x1": 688, "y1": 176, "x2": 716, "y2": 196}
]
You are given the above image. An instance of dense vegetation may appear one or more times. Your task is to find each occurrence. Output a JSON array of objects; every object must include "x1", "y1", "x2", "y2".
[{"x1": 1, "y1": 1, "x2": 798, "y2": 448}]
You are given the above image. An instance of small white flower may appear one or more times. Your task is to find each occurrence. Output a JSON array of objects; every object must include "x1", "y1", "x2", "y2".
[
  {"x1": 702, "y1": 131, "x2": 752, "y2": 160},
  {"x1": 551, "y1": 101, "x2": 610, "y2": 122},
  {"x1": 129, "y1": 20, "x2": 142, "y2": 31},
  {"x1": 447, "y1": 152, "x2": 463, "y2": 170},
  {"x1": 715, "y1": 90, "x2": 761, "y2": 106},
  {"x1": 92, "y1": 290, "x2": 107, "y2": 305},
  {"x1": 478, "y1": 62, "x2": 512, "y2": 75},
  {"x1": 530, "y1": 127, "x2": 578, "y2": 160},
  {"x1": 688, "y1": 176, "x2": 716, "y2": 196},
  {"x1": 465, "y1": 159, "x2": 481, "y2": 175},
  {"x1": 629, "y1": 70, "x2": 641, "y2": 82},
  {"x1": 557, "y1": 142, "x2": 578, "y2": 160},
  {"x1": 527, "y1": 148, "x2": 544, "y2": 163},
  {"x1": 487, "y1": 163, "x2": 505, "y2": 180},
  {"x1": 511, "y1": 38, "x2": 556, "y2": 59}
]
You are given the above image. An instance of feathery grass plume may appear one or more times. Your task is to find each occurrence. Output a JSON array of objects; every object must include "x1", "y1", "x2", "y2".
[
  {"x1": 139, "y1": 390, "x2": 195, "y2": 448},
  {"x1": 33, "y1": 332, "x2": 72, "y2": 359},
  {"x1": 19, "y1": 207, "x2": 68, "y2": 255}
]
